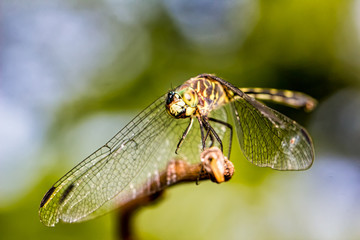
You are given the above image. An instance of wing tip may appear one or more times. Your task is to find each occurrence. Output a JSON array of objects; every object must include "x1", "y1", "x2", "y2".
[{"x1": 39, "y1": 208, "x2": 59, "y2": 227}]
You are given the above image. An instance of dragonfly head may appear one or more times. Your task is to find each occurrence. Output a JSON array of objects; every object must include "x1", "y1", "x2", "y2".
[{"x1": 166, "y1": 87, "x2": 198, "y2": 118}]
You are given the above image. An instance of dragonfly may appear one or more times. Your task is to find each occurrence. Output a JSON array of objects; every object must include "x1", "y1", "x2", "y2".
[{"x1": 39, "y1": 73, "x2": 316, "y2": 226}]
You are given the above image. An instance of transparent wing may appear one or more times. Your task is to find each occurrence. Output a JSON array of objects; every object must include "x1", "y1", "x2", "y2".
[
  {"x1": 39, "y1": 95, "x2": 227, "y2": 226},
  {"x1": 230, "y1": 94, "x2": 314, "y2": 170}
]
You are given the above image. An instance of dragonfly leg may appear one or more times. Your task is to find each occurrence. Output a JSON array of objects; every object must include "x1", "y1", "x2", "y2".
[
  {"x1": 175, "y1": 117, "x2": 194, "y2": 154},
  {"x1": 208, "y1": 118, "x2": 233, "y2": 159},
  {"x1": 209, "y1": 125, "x2": 223, "y2": 152},
  {"x1": 197, "y1": 116, "x2": 206, "y2": 150},
  {"x1": 204, "y1": 125, "x2": 215, "y2": 148},
  {"x1": 202, "y1": 117, "x2": 224, "y2": 152},
  {"x1": 196, "y1": 164, "x2": 205, "y2": 185}
]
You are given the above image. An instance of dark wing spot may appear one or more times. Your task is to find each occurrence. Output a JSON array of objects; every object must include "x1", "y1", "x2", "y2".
[
  {"x1": 59, "y1": 183, "x2": 75, "y2": 205},
  {"x1": 40, "y1": 186, "x2": 56, "y2": 208},
  {"x1": 300, "y1": 128, "x2": 312, "y2": 145}
]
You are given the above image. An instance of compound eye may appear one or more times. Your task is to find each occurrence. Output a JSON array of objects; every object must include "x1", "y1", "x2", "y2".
[
  {"x1": 166, "y1": 91, "x2": 175, "y2": 105},
  {"x1": 183, "y1": 88, "x2": 198, "y2": 107}
]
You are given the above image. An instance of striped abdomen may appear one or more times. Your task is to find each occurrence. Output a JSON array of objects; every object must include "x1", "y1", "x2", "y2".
[{"x1": 240, "y1": 88, "x2": 317, "y2": 111}]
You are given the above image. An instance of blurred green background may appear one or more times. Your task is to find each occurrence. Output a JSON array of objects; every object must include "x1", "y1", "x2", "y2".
[{"x1": 1, "y1": 0, "x2": 360, "y2": 239}]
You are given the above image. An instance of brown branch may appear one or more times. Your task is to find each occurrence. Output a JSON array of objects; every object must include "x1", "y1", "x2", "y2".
[{"x1": 117, "y1": 147, "x2": 234, "y2": 240}]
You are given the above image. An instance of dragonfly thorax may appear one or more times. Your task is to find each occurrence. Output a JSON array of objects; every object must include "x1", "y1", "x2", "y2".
[{"x1": 166, "y1": 87, "x2": 198, "y2": 119}]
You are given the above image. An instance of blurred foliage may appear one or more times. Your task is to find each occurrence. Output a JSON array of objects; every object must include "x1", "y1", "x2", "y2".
[
  {"x1": 2, "y1": 0, "x2": 360, "y2": 239},
  {"x1": 53, "y1": 0, "x2": 358, "y2": 128}
]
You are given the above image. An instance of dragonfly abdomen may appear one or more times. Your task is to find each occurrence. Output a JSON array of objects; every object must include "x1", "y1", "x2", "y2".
[{"x1": 240, "y1": 87, "x2": 317, "y2": 111}]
